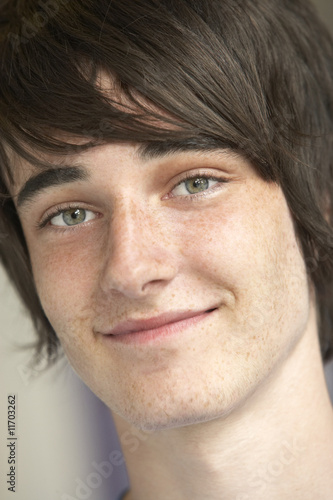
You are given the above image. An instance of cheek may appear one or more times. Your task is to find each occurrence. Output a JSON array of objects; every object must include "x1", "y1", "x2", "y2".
[
  {"x1": 177, "y1": 184, "x2": 310, "y2": 349},
  {"x1": 28, "y1": 232, "x2": 102, "y2": 333},
  {"x1": 174, "y1": 199, "x2": 250, "y2": 286},
  {"x1": 175, "y1": 190, "x2": 272, "y2": 292}
]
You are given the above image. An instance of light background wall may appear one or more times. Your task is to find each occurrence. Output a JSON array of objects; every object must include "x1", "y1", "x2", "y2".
[{"x1": 0, "y1": 1, "x2": 333, "y2": 500}]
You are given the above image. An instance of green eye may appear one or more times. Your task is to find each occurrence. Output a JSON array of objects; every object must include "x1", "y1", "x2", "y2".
[
  {"x1": 171, "y1": 175, "x2": 223, "y2": 197},
  {"x1": 62, "y1": 209, "x2": 87, "y2": 226},
  {"x1": 49, "y1": 208, "x2": 96, "y2": 227},
  {"x1": 185, "y1": 177, "x2": 209, "y2": 194}
]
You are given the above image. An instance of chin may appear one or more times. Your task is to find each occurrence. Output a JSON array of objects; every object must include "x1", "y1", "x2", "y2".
[{"x1": 113, "y1": 397, "x2": 238, "y2": 432}]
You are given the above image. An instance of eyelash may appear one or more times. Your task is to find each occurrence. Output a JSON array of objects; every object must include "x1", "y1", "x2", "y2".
[
  {"x1": 38, "y1": 173, "x2": 229, "y2": 230},
  {"x1": 38, "y1": 203, "x2": 94, "y2": 229},
  {"x1": 166, "y1": 172, "x2": 229, "y2": 201}
]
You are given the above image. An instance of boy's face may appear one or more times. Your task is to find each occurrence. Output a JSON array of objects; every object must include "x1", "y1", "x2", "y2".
[{"x1": 14, "y1": 142, "x2": 311, "y2": 430}]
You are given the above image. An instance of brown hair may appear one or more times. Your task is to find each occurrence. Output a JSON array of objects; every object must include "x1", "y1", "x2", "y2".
[{"x1": 0, "y1": 0, "x2": 333, "y2": 363}]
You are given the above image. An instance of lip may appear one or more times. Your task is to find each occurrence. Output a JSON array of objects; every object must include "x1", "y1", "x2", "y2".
[{"x1": 100, "y1": 308, "x2": 218, "y2": 345}]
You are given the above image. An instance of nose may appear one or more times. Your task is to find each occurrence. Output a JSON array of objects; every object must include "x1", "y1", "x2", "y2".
[{"x1": 99, "y1": 200, "x2": 179, "y2": 299}]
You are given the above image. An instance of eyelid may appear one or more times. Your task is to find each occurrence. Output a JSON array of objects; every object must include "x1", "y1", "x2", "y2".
[
  {"x1": 36, "y1": 170, "x2": 229, "y2": 229},
  {"x1": 165, "y1": 170, "x2": 229, "y2": 200},
  {"x1": 38, "y1": 203, "x2": 100, "y2": 229}
]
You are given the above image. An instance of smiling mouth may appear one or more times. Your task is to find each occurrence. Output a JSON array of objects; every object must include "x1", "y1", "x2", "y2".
[{"x1": 101, "y1": 307, "x2": 219, "y2": 345}]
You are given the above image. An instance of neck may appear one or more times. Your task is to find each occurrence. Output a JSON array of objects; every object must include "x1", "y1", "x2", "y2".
[{"x1": 113, "y1": 308, "x2": 333, "y2": 500}]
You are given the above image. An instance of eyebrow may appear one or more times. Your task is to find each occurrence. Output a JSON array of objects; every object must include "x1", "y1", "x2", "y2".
[
  {"x1": 16, "y1": 138, "x2": 230, "y2": 208},
  {"x1": 16, "y1": 166, "x2": 89, "y2": 208}
]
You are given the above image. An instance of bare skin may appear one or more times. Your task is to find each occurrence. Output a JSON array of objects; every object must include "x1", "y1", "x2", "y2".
[
  {"x1": 12, "y1": 142, "x2": 333, "y2": 499},
  {"x1": 114, "y1": 304, "x2": 333, "y2": 499}
]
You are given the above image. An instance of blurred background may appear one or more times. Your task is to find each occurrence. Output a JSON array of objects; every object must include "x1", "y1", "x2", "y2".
[{"x1": 0, "y1": 1, "x2": 332, "y2": 500}]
